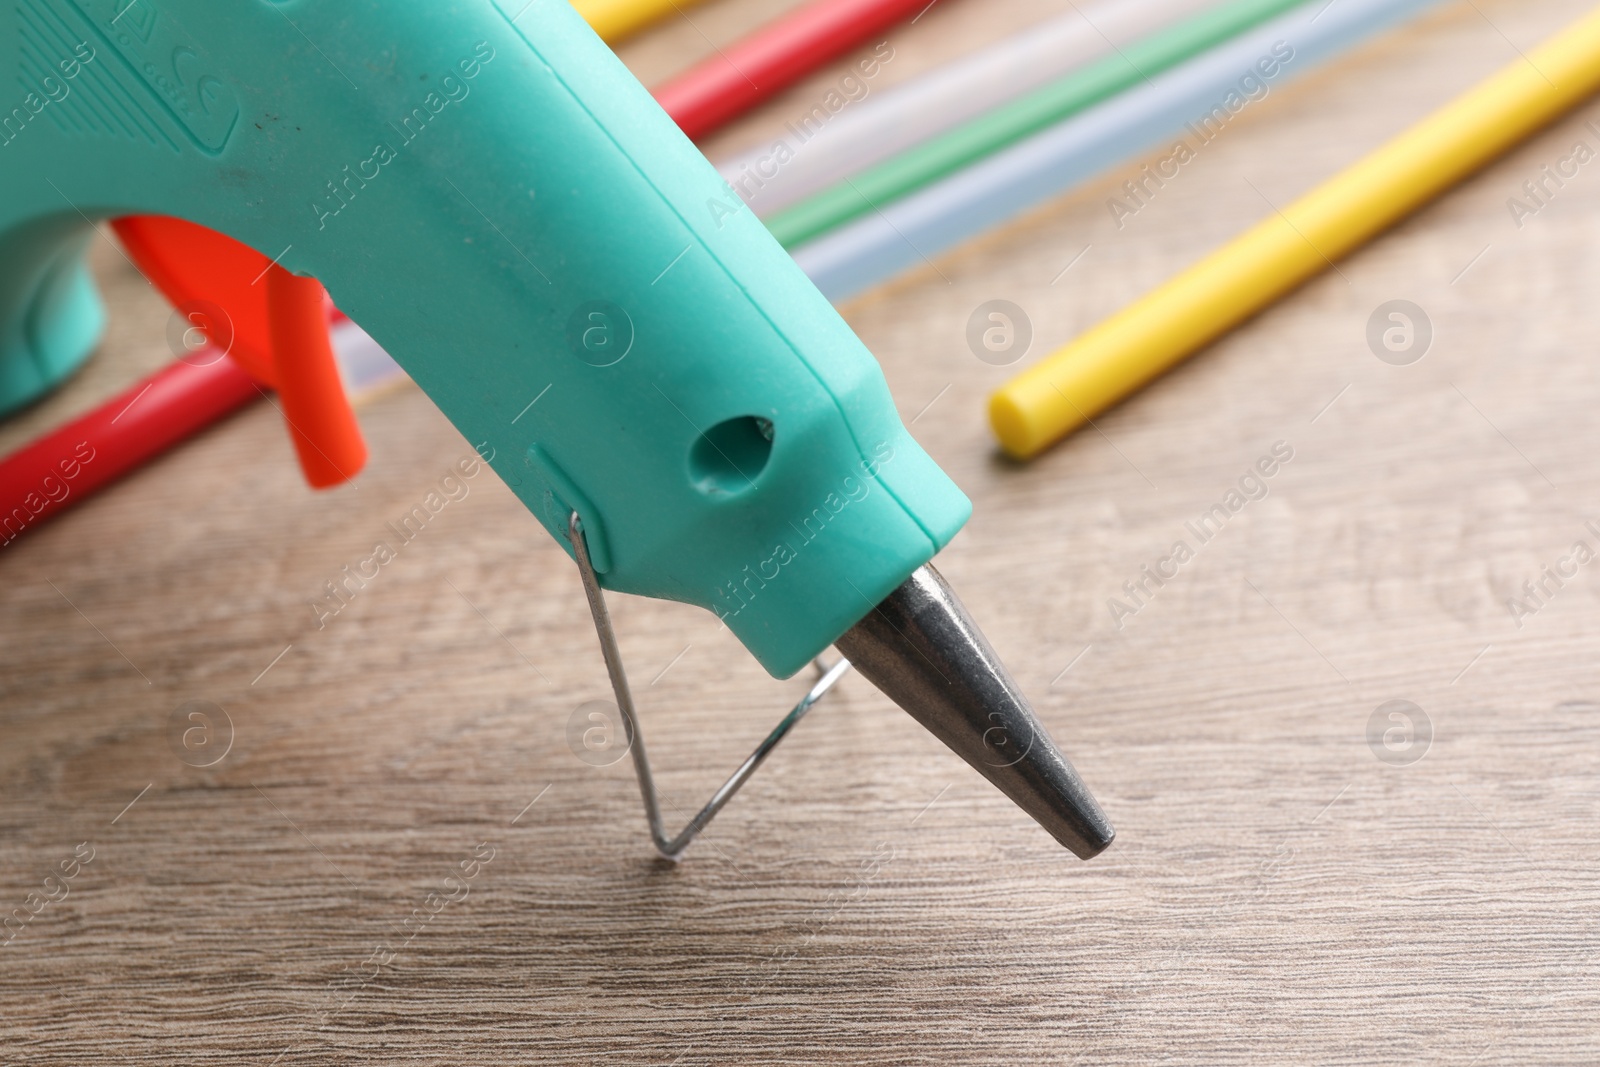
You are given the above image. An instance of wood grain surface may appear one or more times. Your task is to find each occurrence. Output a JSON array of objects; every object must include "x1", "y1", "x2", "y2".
[{"x1": 6, "y1": 0, "x2": 1600, "y2": 1062}]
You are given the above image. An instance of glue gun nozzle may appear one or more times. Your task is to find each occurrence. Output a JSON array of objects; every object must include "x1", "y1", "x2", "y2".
[{"x1": 834, "y1": 565, "x2": 1114, "y2": 859}]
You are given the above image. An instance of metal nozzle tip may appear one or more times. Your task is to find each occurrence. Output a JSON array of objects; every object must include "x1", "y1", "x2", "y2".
[{"x1": 834, "y1": 565, "x2": 1114, "y2": 860}]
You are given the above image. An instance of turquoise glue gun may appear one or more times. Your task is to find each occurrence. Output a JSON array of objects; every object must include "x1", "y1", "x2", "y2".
[{"x1": 0, "y1": 0, "x2": 1112, "y2": 858}]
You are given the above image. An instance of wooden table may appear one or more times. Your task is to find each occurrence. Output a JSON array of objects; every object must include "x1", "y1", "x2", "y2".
[{"x1": 5, "y1": 0, "x2": 1600, "y2": 1062}]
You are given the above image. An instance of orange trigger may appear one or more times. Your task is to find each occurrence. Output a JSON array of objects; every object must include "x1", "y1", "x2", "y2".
[{"x1": 110, "y1": 216, "x2": 366, "y2": 488}]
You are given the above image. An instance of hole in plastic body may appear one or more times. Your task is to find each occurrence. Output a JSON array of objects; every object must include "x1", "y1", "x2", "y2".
[{"x1": 689, "y1": 416, "x2": 773, "y2": 495}]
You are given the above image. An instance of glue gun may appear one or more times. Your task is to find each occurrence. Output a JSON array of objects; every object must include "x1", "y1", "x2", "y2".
[{"x1": 0, "y1": 0, "x2": 1113, "y2": 858}]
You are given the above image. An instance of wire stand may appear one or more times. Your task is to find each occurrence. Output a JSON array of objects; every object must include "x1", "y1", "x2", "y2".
[{"x1": 567, "y1": 511, "x2": 852, "y2": 860}]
